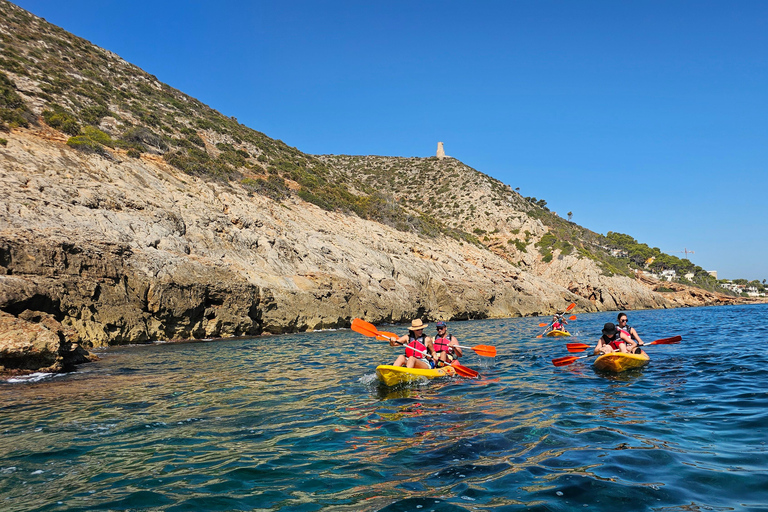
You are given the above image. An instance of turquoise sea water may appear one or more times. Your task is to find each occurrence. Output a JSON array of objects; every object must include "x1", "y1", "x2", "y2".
[{"x1": 2, "y1": 304, "x2": 767, "y2": 511}]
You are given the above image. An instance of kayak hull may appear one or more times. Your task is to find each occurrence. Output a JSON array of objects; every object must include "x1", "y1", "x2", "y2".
[
  {"x1": 593, "y1": 352, "x2": 650, "y2": 373},
  {"x1": 546, "y1": 330, "x2": 571, "y2": 337},
  {"x1": 376, "y1": 364, "x2": 456, "y2": 386}
]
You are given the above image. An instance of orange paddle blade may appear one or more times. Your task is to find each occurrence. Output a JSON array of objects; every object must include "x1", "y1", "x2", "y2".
[
  {"x1": 471, "y1": 345, "x2": 496, "y2": 357},
  {"x1": 565, "y1": 303, "x2": 576, "y2": 312},
  {"x1": 566, "y1": 343, "x2": 590, "y2": 353},
  {"x1": 351, "y1": 318, "x2": 378, "y2": 337},
  {"x1": 552, "y1": 355, "x2": 580, "y2": 367},
  {"x1": 451, "y1": 360, "x2": 479, "y2": 378},
  {"x1": 455, "y1": 344, "x2": 496, "y2": 357},
  {"x1": 648, "y1": 335, "x2": 682, "y2": 345},
  {"x1": 351, "y1": 318, "x2": 397, "y2": 342},
  {"x1": 539, "y1": 323, "x2": 548, "y2": 327},
  {"x1": 568, "y1": 315, "x2": 577, "y2": 320}
]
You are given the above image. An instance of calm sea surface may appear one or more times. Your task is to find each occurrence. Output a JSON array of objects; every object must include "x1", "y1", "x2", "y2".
[{"x1": 2, "y1": 304, "x2": 767, "y2": 512}]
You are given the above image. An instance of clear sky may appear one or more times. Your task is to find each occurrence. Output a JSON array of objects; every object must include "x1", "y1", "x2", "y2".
[{"x1": 13, "y1": 0, "x2": 768, "y2": 281}]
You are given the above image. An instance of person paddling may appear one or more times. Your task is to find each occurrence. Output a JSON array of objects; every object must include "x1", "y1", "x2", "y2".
[
  {"x1": 594, "y1": 322, "x2": 634, "y2": 355},
  {"x1": 548, "y1": 313, "x2": 569, "y2": 334},
  {"x1": 390, "y1": 319, "x2": 436, "y2": 369},
  {"x1": 617, "y1": 313, "x2": 645, "y2": 348},
  {"x1": 432, "y1": 321, "x2": 463, "y2": 367}
]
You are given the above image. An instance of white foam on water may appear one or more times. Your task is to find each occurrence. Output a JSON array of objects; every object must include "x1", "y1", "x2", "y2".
[
  {"x1": 358, "y1": 373, "x2": 379, "y2": 385},
  {"x1": 5, "y1": 372, "x2": 54, "y2": 383}
]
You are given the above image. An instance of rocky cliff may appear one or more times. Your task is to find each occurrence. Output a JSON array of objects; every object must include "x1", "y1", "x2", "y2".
[{"x1": 0, "y1": 1, "x2": 755, "y2": 375}]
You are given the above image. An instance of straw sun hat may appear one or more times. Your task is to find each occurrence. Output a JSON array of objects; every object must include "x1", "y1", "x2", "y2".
[{"x1": 408, "y1": 319, "x2": 428, "y2": 331}]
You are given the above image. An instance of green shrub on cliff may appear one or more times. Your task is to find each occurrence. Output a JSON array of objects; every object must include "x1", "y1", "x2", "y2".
[
  {"x1": 79, "y1": 103, "x2": 113, "y2": 125},
  {"x1": 0, "y1": 71, "x2": 35, "y2": 129},
  {"x1": 242, "y1": 176, "x2": 290, "y2": 201},
  {"x1": 42, "y1": 105, "x2": 80, "y2": 135},
  {"x1": 120, "y1": 126, "x2": 167, "y2": 152},
  {"x1": 164, "y1": 147, "x2": 237, "y2": 180},
  {"x1": 66, "y1": 135, "x2": 107, "y2": 155},
  {"x1": 66, "y1": 125, "x2": 117, "y2": 156}
]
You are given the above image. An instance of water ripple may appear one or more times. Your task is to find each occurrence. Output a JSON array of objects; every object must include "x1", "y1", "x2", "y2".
[{"x1": 1, "y1": 304, "x2": 767, "y2": 511}]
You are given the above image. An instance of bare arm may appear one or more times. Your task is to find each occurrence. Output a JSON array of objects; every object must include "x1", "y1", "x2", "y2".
[
  {"x1": 425, "y1": 337, "x2": 436, "y2": 357},
  {"x1": 620, "y1": 331, "x2": 636, "y2": 350},
  {"x1": 390, "y1": 334, "x2": 408, "y2": 347},
  {"x1": 594, "y1": 339, "x2": 605, "y2": 355},
  {"x1": 450, "y1": 336, "x2": 463, "y2": 357}
]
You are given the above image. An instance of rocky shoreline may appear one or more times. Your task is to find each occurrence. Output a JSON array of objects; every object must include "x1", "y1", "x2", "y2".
[{"x1": 2, "y1": 129, "x2": 762, "y2": 377}]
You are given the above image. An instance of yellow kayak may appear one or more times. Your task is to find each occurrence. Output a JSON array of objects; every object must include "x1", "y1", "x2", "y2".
[
  {"x1": 375, "y1": 364, "x2": 456, "y2": 387},
  {"x1": 593, "y1": 352, "x2": 650, "y2": 373},
  {"x1": 546, "y1": 329, "x2": 571, "y2": 337}
]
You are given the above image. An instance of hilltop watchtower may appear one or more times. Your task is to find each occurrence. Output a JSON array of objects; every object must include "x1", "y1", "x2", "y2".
[{"x1": 436, "y1": 142, "x2": 445, "y2": 159}]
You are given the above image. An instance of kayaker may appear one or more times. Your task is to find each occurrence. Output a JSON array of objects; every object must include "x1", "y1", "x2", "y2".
[
  {"x1": 390, "y1": 319, "x2": 436, "y2": 369},
  {"x1": 432, "y1": 321, "x2": 463, "y2": 367},
  {"x1": 594, "y1": 322, "x2": 633, "y2": 355},
  {"x1": 617, "y1": 313, "x2": 645, "y2": 350},
  {"x1": 548, "y1": 314, "x2": 568, "y2": 334}
]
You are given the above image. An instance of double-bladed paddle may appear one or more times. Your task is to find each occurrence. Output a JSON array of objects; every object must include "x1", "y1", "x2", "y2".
[
  {"x1": 350, "y1": 318, "x2": 479, "y2": 378},
  {"x1": 565, "y1": 335, "x2": 682, "y2": 353},
  {"x1": 352, "y1": 319, "x2": 494, "y2": 355}
]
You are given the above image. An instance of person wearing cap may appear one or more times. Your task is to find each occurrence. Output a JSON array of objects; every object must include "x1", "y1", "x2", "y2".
[
  {"x1": 594, "y1": 322, "x2": 634, "y2": 355},
  {"x1": 433, "y1": 321, "x2": 463, "y2": 367},
  {"x1": 390, "y1": 319, "x2": 436, "y2": 369}
]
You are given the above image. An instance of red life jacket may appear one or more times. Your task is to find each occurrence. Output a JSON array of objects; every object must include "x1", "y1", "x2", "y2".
[
  {"x1": 603, "y1": 334, "x2": 624, "y2": 350},
  {"x1": 552, "y1": 322, "x2": 562, "y2": 330},
  {"x1": 433, "y1": 332, "x2": 454, "y2": 353},
  {"x1": 406, "y1": 333, "x2": 428, "y2": 358}
]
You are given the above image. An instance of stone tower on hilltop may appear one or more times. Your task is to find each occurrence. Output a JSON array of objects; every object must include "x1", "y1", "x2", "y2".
[{"x1": 436, "y1": 142, "x2": 445, "y2": 159}]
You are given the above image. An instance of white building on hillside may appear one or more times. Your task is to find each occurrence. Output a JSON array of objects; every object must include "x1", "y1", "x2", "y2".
[{"x1": 660, "y1": 270, "x2": 677, "y2": 281}]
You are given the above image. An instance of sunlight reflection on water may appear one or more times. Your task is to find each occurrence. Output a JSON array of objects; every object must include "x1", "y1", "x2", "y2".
[{"x1": 1, "y1": 304, "x2": 767, "y2": 511}]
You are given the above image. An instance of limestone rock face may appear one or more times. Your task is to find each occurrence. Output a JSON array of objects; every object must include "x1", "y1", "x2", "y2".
[
  {"x1": 0, "y1": 129, "x2": 755, "y2": 373},
  {"x1": 0, "y1": 131, "x2": 576, "y2": 352}
]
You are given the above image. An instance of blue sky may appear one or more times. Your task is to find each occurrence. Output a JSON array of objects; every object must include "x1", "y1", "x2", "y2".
[{"x1": 14, "y1": 1, "x2": 768, "y2": 281}]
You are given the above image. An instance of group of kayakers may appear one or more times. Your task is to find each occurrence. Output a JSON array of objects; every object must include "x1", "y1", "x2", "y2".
[
  {"x1": 387, "y1": 311, "x2": 647, "y2": 369},
  {"x1": 389, "y1": 319, "x2": 463, "y2": 369}
]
